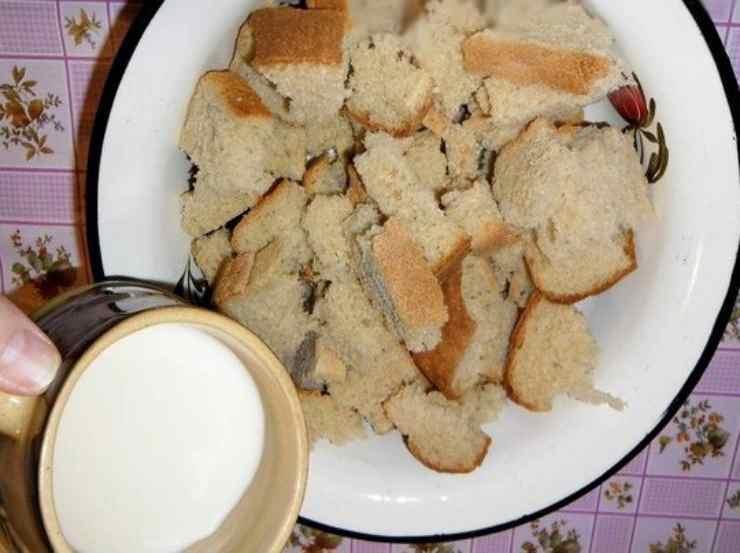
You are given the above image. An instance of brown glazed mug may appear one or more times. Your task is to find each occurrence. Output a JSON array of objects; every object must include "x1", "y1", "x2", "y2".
[{"x1": 0, "y1": 281, "x2": 308, "y2": 553}]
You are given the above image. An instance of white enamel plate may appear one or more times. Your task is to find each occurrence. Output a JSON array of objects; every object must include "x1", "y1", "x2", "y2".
[{"x1": 87, "y1": 0, "x2": 740, "y2": 541}]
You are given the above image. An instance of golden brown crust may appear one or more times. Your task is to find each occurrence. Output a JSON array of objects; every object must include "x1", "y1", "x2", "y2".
[
  {"x1": 406, "y1": 433, "x2": 492, "y2": 474},
  {"x1": 381, "y1": 389, "x2": 493, "y2": 474},
  {"x1": 249, "y1": 7, "x2": 346, "y2": 67},
  {"x1": 346, "y1": 94, "x2": 433, "y2": 139},
  {"x1": 302, "y1": 154, "x2": 336, "y2": 195},
  {"x1": 432, "y1": 235, "x2": 472, "y2": 282},
  {"x1": 306, "y1": 0, "x2": 348, "y2": 9},
  {"x1": 230, "y1": 180, "x2": 292, "y2": 252},
  {"x1": 462, "y1": 34, "x2": 611, "y2": 96},
  {"x1": 346, "y1": 164, "x2": 369, "y2": 206},
  {"x1": 413, "y1": 266, "x2": 478, "y2": 400},
  {"x1": 373, "y1": 218, "x2": 448, "y2": 329},
  {"x1": 525, "y1": 230, "x2": 638, "y2": 305},
  {"x1": 202, "y1": 70, "x2": 271, "y2": 119},
  {"x1": 422, "y1": 108, "x2": 449, "y2": 137},
  {"x1": 474, "y1": 222, "x2": 519, "y2": 255},
  {"x1": 212, "y1": 252, "x2": 256, "y2": 307},
  {"x1": 503, "y1": 290, "x2": 549, "y2": 412}
]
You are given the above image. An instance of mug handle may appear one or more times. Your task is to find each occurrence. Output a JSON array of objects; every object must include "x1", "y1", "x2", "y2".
[{"x1": 0, "y1": 391, "x2": 37, "y2": 438}]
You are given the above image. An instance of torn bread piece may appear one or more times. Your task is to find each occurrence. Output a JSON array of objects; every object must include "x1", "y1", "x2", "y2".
[
  {"x1": 319, "y1": 279, "x2": 421, "y2": 434},
  {"x1": 412, "y1": 264, "x2": 476, "y2": 398},
  {"x1": 405, "y1": 0, "x2": 486, "y2": 119},
  {"x1": 303, "y1": 154, "x2": 348, "y2": 197},
  {"x1": 463, "y1": 5, "x2": 627, "y2": 134},
  {"x1": 214, "y1": 243, "x2": 316, "y2": 371},
  {"x1": 231, "y1": 180, "x2": 312, "y2": 274},
  {"x1": 294, "y1": 332, "x2": 348, "y2": 390},
  {"x1": 414, "y1": 255, "x2": 518, "y2": 398},
  {"x1": 305, "y1": 115, "x2": 355, "y2": 160},
  {"x1": 494, "y1": 119, "x2": 652, "y2": 303},
  {"x1": 355, "y1": 218, "x2": 449, "y2": 353},
  {"x1": 346, "y1": 34, "x2": 433, "y2": 138},
  {"x1": 354, "y1": 133, "x2": 470, "y2": 278},
  {"x1": 302, "y1": 194, "x2": 356, "y2": 280},
  {"x1": 404, "y1": 130, "x2": 448, "y2": 192},
  {"x1": 179, "y1": 71, "x2": 306, "y2": 200},
  {"x1": 444, "y1": 122, "x2": 483, "y2": 180},
  {"x1": 489, "y1": 239, "x2": 534, "y2": 309},
  {"x1": 505, "y1": 291, "x2": 623, "y2": 412},
  {"x1": 181, "y1": 187, "x2": 251, "y2": 238},
  {"x1": 442, "y1": 180, "x2": 516, "y2": 255},
  {"x1": 191, "y1": 229, "x2": 233, "y2": 285},
  {"x1": 248, "y1": 7, "x2": 349, "y2": 123},
  {"x1": 321, "y1": 0, "x2": 426, "y2": 44},
  {"x1": 383, "y1": 382, "x2": 493, "y2": 474},
  {"x1": 462, "y1": 382, "x2": 508, "y2": 426},
  {"x1": 299, "y1": 390, "x2": 366, "y2": 447}
]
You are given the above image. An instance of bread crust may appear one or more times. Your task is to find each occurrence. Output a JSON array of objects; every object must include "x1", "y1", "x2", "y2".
[
  {"x1": 230, "y1": 180, "x2": 299, "y2": 252},
  {"x1": 199, "y1": 70, "x2": 272, "y2": 119},
  {"x1": 306, "y1": 0, "x2": 347, "y2": 9},
  {"x1": 413, "y1": 265, "x2": 477, "y2": 400},
  {"x1": 422, "y1": 108, "x2": 449, "y2": 137},
  {"x1": 249, "y1": 7, "x2": 346, "y2": 67},
  {"x1": 346, "y1": 94, "x2": 433, "y2": 138},
  {"x1": 347, "y1": 164, "x2": 369, "y2": 206},
  {"x1": 432, "y1": 234, "x2": 472, "y2": 281},
  {"x1": 406, "y1": 433, "x2": 491, "y2": 474},
  {"x1": 463, "y1": 33, "x2": 611, "y2": 95},
  {"x1": 212, "y1": 252, "x2": 257, "y2": 306},
  {"x1": 373, "y1": 218, "x2": 448, "y2": 331},
  {"x1": 503, "y1": 290, "x2": 549, "y2": 412},
  {"x1": 525, "y1": 229, "x2": 638, "y2": 304}
]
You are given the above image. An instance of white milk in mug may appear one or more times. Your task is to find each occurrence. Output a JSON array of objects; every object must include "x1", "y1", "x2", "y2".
[{"x1": 51, "y1": 324, "x2": 265, "y2": 553}]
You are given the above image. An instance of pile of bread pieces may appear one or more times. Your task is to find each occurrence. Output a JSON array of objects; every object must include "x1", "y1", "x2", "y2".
[{"x1": 181, "y1": 0, "x2": 654, "y2": 473}]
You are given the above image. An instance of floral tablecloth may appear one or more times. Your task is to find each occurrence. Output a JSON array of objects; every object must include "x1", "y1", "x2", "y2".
[{"x1": 1, "y1": 1, "x2": 739, "y2": 552}]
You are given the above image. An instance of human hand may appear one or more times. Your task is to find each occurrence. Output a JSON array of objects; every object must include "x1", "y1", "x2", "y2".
[{"x1": 0, "y1": 296, "x2": 60, "y2": 396}]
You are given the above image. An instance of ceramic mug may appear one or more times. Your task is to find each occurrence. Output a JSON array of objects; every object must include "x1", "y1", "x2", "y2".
[{"x1": 0, "y1": 281, "x2": 308, "y2": 553}]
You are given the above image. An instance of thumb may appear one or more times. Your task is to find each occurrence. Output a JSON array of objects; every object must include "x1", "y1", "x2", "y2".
[{"x1": 0, "y1": 296, "x2": 61, "y2": 396}]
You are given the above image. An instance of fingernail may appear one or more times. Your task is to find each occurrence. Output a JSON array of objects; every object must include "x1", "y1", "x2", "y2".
[{"x1": 0, "y1": 330, "x2": 61, "y2": 395}]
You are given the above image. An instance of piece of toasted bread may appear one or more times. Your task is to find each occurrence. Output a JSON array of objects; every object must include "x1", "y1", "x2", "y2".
[
  {"x1": 230, "y1": 180, "x2": 312, "y2": 274},
  {"x1": 299, "y1": 390, "x2": 366, "y2": 447},
  {"x1": 461, "y1": 3, "x2": 627, "y2": 135},
  {"x1": 414, "y1": 255, "x2": 518, "y2": 398},
  {"x1": 346, "y1": 34, "x2": 433, "y2": 138},
  {"x1": 383, "y1": 382, "x2": 493, "y2": 474},
  {"x1": 355, "y1": 218, "x2": 449, "y2": 352},
  {"x1": 247, "y1": 7, "x2": 349, "y2": 123},
  {"x1": 494, "y1": 118, "x2": 652, "y2": 303},
  {"x1": 303, "y1": 154, "x2": 348, "y2": 197},
  {"x1": 214, "y1": 243, "x2": 316, "y2": 371},
  {"x1": 191, "y1": 229, "x2": 233, "y2": 285},
  {"x1": 181, "y1": 187, "x2": 251, "y2": 238},
  {"x1": 505, "y1": 291, "x2": 622, "y2": 411},
  {"x1": 179, "y1": 71, "x2": 306, "y2": 204},
  {"x1": 405, "y1": 0, "x2": 486, "y2": 119},
  {"x1": 412, "y1": 264, "x2": 477, "y2": 398}
]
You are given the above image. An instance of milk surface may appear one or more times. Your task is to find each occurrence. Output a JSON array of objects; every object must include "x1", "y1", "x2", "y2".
[{"x1": 52, "y1": 323, "x2": 265, "y2": 553}]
